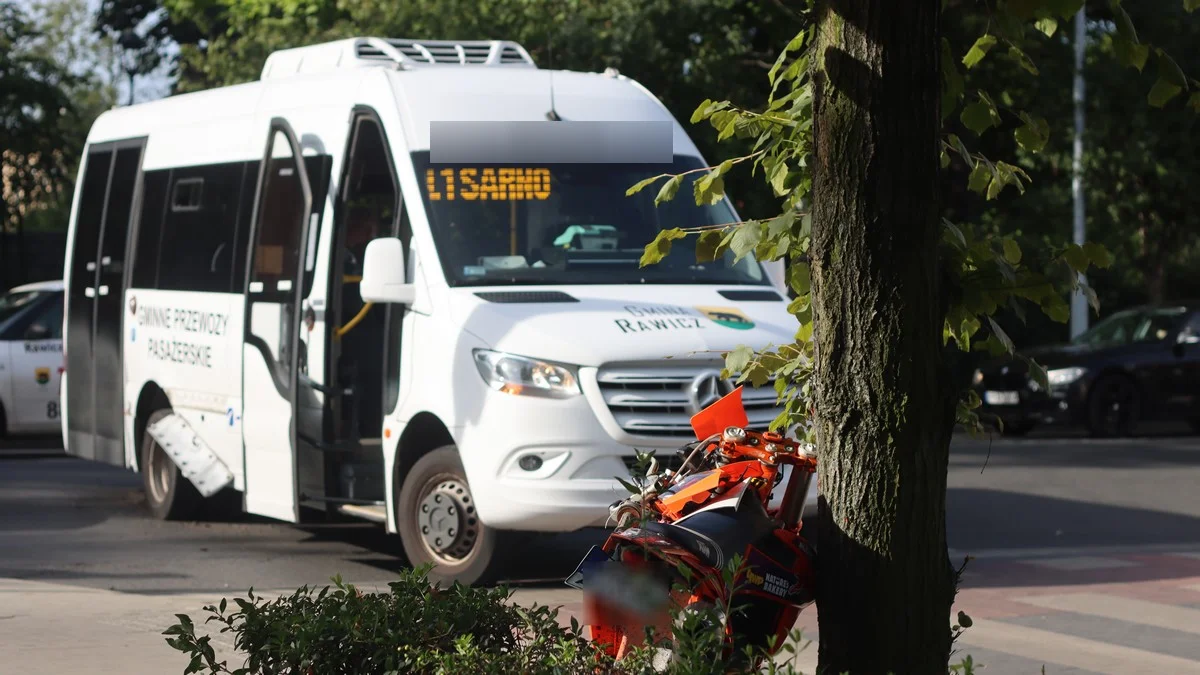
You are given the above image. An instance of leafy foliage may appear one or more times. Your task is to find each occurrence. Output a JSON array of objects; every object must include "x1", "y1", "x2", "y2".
[{"x1": 632, "y1": 0, "x2": 1196, "y2": 440}]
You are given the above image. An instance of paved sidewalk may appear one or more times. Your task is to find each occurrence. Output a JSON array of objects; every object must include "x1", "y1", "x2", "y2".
[{"x1": 4, "y1": 548, "x2": 1200, "y2": 674}]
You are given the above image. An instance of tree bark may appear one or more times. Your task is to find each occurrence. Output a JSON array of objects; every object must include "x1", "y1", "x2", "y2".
[{"x1": 810, "y1": 2, "x2": 957, "y2": 673}]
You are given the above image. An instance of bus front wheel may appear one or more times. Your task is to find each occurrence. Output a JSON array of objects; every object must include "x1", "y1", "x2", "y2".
[
  {"x1": 397, "y1": 445, "x2": 506, "y2": 586},
  {"x1": 140, "y1": 409, "x2": 202, "y2": 521}
]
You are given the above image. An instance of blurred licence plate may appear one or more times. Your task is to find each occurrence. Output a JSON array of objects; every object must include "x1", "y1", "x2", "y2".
[{"x1": 984, "y1": 390, "x2": 1020, "y2": 405}]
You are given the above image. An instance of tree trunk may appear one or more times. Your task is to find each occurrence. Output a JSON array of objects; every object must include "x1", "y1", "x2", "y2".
[{"x1": 810, "y1": 2, "x2": 957, "y2": 674}]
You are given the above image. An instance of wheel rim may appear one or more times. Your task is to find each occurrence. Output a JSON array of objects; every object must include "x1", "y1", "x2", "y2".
[
  {"x1": 416, "y1": 476, "x2": 479, "y2": 564},
  {"x1": 1098, "y1": 380, "x2": 1135, "y2": 433},
  {"x1": 147, "y1": 443, "x2": 172, "y2": 505}
]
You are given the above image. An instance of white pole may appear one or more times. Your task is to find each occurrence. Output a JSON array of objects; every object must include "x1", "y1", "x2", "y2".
[{"x1": 1070, "y1": 7, "x2": 1088, "y2": 339}]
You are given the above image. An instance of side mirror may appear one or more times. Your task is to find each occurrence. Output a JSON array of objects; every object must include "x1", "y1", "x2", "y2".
[
  {"x1": 24, "y1": 323, "x2": 50, "y2": 340},
  {"x1": 360, "y1": 237, "x2": 415, "y2": 305}
]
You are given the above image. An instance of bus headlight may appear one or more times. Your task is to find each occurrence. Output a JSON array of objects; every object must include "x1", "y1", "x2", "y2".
[{"x1": 473, "y1": 350, "x2": 581, "y2": 398}]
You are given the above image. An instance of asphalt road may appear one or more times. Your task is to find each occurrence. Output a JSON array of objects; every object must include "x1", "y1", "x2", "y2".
[{"x1": 3, "y1": 427, "x2": 1199, "y2": 595}]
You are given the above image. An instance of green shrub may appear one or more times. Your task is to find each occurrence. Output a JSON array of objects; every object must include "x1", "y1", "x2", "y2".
[
  {"x1": 164, "y1": 563, "x2": 982, "y2": 675},
  {"x1": 162, "y1": 564, "x2": 819, "y2": 675}
]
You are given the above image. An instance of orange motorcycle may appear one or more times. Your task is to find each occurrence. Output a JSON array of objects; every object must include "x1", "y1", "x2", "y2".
[{"x1": 565, "y1": 385, "x2": 818, "y2": 664}]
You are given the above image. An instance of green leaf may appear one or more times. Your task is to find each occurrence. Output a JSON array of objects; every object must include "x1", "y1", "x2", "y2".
[
  {"x1": 1189, "y1": 92, "x2": 1200, "y2": 112},
  {"x1": 943, "y1": 219, "x2": 968, "y2": 250},
  {"x1": 1047, "y1": 0, "x2": 1085, "y2": 19},
  {"x1": 789, "y1": 262, "x2": 811, "y2": 296},
  {"x1": 961, "y1": 95, "x2": 999, "y2": 136},
  {"x1": 768, "y1": 159, "x2": 789, "y2": 196},
  {"x1": 1003, "y1": 0, "x2": 1040, "y2": 20},
  {"x1": 1112, "y1": 3, "x2": 1139, "y2": 44},
  {"x1": 615, "y1": 476, "x2": 641, "y2": 495},
  {"x1": 768, "y1": 31, "x2": 808, "y2": 87},
  {"x1": 963, "y1": 35, "x2": 997, "y2": 69},
  {"x1": 640, "y1": 228, "x2": 686, "y2": 267},
  {"x1": 694, "y1": 172, "x2": 726, "y2": 206},
  {"x1": 1082, "y1": 283, "x2": 1100, "y2": 313},
  {"x1": 767, "y1": 210, "x2": 796, "y2": 238},
  {"x1": 986, "y1": 316, "x2": 1015, "y2": 354},
  {"x1": 729, "y1": 222, "x2": 762, "y2": 261},
  {"x1": 725, "y1": 344, "x2": 754, "y2": 376},
  {"x1": 968, "y1": 161, "x2": 992, "y2": 194},
  {"x1": 1149, "y1": 78, "x2": 1183, "y2": 107},
  {"x1": 1035, "y1": 17, "x2": 1058, "y2": 37},
  {"x1": 1188, "y1": 0, "x2": 1200, "y2": 11},
  {"x1": 690, "y1": 99, "x2": 730, "y2": 124},
  {"x1": 1002, "y1": 238, "x2": 1022, "y2": 264},
  {"x1": 654, "y1": 174, "x2": 683, "y2": 206},
  {"x1": 1007, "y1": 44, "x2": 1038, "y2": 75},
  {"x1": 1014, "y1": 114, "x2": 1050, "y2": 153},
  {"x1": 1082, "y1": 241, "x2": 1114, "y2": 268},
  {"x1": 1062, "y1": 243, "x2": 1089, "y2": 273},
  {"x1": 940, "y1": 149, "x2": 951, "y2": 169},
  {"x1": 1026, "y1": 358, "x2": 1050, "y2": 391},
  {"x1": 1114, "y1": 38, "x2": 1151, "y2": 72},
  {"x1": 626, "y1": 175, "x2": 660, "y2": 197},
  {"x1": 695, "y1": 229, "x2": 725, "y2": 263},
  {"x1": 1157, "y1": 49, "x2": 1189, "y2": 88}
]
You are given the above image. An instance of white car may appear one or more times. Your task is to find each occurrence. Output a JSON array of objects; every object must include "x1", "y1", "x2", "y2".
[{"x1": 0, "y1": 280, "x2": 64, "y2": 437}]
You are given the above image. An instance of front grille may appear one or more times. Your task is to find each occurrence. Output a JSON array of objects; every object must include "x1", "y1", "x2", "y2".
[{"x1": 596, "y1": 363, "x2": 783, "y2": 439}]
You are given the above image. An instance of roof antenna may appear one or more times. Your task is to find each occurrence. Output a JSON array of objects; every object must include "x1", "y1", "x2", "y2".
[{"x1": 546, "y1": 37, "x2": 561, "y2": 121}]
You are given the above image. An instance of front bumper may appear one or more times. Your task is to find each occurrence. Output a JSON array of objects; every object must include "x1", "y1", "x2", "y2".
[
  {"x1": 973, "y1": 380, "x2": 1090, "y2": 429},
  {"x1": 454, "y1": 379, "x2": 819, "y2": 533},
  {"x1": 454, "y1": 385, "x2": 686, "y2": 532}
]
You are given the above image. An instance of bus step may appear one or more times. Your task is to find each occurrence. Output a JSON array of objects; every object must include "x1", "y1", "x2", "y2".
[{"x1": 337, "y1": 503, "x2": 388, "y2": 523}]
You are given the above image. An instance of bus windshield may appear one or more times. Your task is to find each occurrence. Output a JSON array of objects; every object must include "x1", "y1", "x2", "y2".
[{"x1": 411, "y1": 152, "x2": 769, "y2": 287}]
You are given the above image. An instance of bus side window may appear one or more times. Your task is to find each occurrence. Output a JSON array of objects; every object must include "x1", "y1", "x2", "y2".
[
  {"x1": 156, "y1": 163, "x2": 245, "y2": 293},
  {"x1": 130, "y1": 169, "x2": 170, "y2": 289}
]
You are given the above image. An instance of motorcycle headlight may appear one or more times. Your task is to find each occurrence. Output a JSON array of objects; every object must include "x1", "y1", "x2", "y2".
[
  {"x1": 473, "y1": 350, "x2": 581, "y2": 398},
  {"x1": 1047, "y1": 367, "x2": 1087, "y2": 387}
]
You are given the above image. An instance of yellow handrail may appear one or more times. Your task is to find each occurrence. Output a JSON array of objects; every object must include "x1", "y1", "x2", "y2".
[{"x1": 336, "y1": 301, "x2": 374, "y2": 338}]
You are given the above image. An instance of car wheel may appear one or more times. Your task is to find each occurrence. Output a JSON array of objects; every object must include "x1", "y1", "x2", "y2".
[
  {"x1": 1087, "y1": 374, "x2": 1140, "y2": 437},
  {"x1": 397, "y1": 445, "x2": 506, "y2": 586},
  {"x1": 140, "y1": 409, "x2": 203, "y2": 520}
]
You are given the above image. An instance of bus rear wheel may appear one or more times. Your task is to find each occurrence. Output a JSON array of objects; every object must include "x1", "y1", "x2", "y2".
[
  {"x1": 141, "y1": 409, "x2": 202, "y2": 521},
  {"x1": 397, "y1": 446, "x2": 505, "y2": 587}
]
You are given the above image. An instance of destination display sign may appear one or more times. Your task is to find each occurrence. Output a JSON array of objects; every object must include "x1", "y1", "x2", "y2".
[{"x1": 424, "y1": 167, "x2": 552, "y2": 201}]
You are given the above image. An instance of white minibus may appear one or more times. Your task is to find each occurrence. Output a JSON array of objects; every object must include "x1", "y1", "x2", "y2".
[{"x1": 61, "y1": 37, "x2": 814, "y2": 584}]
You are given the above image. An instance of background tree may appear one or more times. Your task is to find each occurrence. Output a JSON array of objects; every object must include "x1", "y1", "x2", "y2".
[{"x1": 1, "y1": 2, "x2": 75, "y2": 285}]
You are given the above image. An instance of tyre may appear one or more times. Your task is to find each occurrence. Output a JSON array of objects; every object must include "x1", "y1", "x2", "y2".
[
  {"x1": 1087, "y1": 374, "x2": 1140, "y2": 437},
  {"x1": 140, "y1": 409, "x2": 203, "y2": 521},
  {"x1": 396, "y1": 445, "x2": 505, "y2": 586}
]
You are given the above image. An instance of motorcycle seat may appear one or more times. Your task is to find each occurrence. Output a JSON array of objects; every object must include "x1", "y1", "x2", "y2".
[{"x1": 643, "y1": 484, "x2": 778, "y2": 570}]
